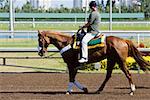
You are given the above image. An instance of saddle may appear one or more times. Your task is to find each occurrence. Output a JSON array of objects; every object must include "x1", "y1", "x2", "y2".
[{"x1": 73, "y1": 30, "x2": 105, "y2": 49}]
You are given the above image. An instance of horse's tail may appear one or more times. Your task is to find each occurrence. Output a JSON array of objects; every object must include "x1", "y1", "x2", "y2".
[{"x1": 126, "y1": 40, "x2": 150, "y2": 71}]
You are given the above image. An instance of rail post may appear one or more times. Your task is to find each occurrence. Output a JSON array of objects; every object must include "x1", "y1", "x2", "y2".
[
  {"x1": 32, "y1": 18, "x2": 35, "y2": 28},
  {"x1": 3, "y1": 58, "x2": 6, "y2": 65}
]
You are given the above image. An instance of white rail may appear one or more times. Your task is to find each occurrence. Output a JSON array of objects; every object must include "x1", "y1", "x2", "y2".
[
  {"x1": 0, "y1": 30, "x2": 150, "y2": 33},
  {"x1": 0, "y1": 30, "x2": 150, "y2": 52},
  {"x1": 0, "y1": 47, "x2": 150, "y2": 52},
  {"x1": 0, "y1": 21, "x2": 150, "y2": 24}
]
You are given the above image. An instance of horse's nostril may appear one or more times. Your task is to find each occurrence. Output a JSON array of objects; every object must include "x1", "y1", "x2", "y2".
[{"x1": 38, "y1": 46, "x2": 42, "y2": 51}]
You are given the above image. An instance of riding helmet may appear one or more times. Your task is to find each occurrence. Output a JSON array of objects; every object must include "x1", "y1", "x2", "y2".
[{"x1": 89, "y1": 1, "x2": 97, "y2": 7}]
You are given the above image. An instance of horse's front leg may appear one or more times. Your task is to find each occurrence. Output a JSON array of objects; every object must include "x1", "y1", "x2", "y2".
[{"x1": 66, "y1": 66, "x2": 88, "y2": 94}]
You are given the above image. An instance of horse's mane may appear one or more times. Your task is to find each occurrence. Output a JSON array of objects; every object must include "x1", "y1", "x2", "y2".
[{"x1": 39, "y1": 30, "x2": 72, "y2": 43}]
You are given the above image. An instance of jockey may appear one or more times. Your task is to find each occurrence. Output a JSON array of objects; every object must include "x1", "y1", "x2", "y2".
[{"x1": 78, "y1": 1, "x2": 100, "y2": 63}]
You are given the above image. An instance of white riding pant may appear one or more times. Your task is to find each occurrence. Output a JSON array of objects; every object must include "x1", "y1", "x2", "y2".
[{"x1": 81, "y1": 33, "x2": 96, "y2": 59}]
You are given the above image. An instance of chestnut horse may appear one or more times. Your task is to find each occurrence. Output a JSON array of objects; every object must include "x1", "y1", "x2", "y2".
[{"x1": 38, "y1": 30, "x2": 150, "y2": 95}]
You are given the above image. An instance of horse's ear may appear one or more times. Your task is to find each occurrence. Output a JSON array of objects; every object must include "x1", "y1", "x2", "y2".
[
  {"x1": 38, "y1": 30, "x2": 43, "y2": 37},
  {"x1": 38, "y1": 30, "x2": 42, "y2": 35}
]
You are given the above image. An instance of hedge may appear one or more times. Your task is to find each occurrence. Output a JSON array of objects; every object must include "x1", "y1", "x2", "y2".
[{"x1": 82, "y1": 56, "x2": 150, "y2": 71}]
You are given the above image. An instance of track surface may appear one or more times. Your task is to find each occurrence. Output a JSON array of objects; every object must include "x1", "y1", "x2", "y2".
[{"x1": 0, "y1": 73, "x2": 149, "y2": 100}]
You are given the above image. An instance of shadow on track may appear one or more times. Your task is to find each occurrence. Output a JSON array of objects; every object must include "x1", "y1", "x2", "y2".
[
  {"x1": 0, "y1": 90, "x2": 131, "y2": 95},
  {"x1": 0, "y1": 91, "x2": 98, "y2": 95},
  {"x1": 114, "y1": 86, "x2": 150, "y2": 90}
]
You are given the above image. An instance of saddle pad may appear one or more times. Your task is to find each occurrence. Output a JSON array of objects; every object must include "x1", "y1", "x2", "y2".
[
  {"x1": 88, "y1": 38, "x2": 101, "y2": 46},
  {"x1": 73, "y1": 35, "x2": 105, "y2": 49},
  {"x1": 74, "y1": 43, "x2": 104, "y2": 49}
]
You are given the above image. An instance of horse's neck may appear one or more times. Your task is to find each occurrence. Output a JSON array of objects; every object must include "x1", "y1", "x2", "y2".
[
  {"x1": 52, "y1": 40, "x2": 68, "y2": 50},
  {"x1": 52, "y1": 34, "x2": 73, "y2": 50}
]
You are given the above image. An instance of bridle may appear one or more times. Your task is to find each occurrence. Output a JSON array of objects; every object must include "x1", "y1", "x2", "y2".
[
  {"x1": 38, "y1": 31, "x2": 73, "y2": 56},
  {"x1": 38, "y1": 34, "x2": 49, "y2": 56}
]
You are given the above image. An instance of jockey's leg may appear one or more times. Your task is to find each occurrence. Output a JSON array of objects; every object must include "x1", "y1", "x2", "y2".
[
  {"x1": 81, "y1": 33, "x2": 95, "y2": 59},
  {"x1": 79, "y1": 33, "x2": 95, "y2": 63}
]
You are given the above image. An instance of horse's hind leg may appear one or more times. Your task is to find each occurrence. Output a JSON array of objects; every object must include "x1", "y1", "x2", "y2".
[
  {"x1": 118, "y1": 61, "x2": 136, "y2": 95},
  {"x1": 96, "y1": 59, "x2": 116, "y2": 93}
]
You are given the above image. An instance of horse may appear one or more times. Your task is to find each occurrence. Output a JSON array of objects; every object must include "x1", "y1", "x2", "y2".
[{"x1": 37, "y1": 30, "x2": 150, "y2": 95}]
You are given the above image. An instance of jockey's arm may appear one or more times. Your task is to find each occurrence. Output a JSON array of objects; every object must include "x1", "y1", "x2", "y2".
[{"x1": 81, "y1": 22, "x2": 91, "y2": 29}]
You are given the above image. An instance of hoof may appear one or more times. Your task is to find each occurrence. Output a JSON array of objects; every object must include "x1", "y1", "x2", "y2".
[
  {"x1": 95, "y1": 90, "x2": 101, "y2": 94},
  {"x1": 83, "y1": 87, "x2": 88, "y2": 93},
  {"x1": 66, "y1": 91, "x2": 71, "y2": 95},
  {"x1": 129, "y1": 91, "x2": 134, "y2": 96},
  {"x1": 95, "y1": 88, "x2": 103, "y2": 94}
]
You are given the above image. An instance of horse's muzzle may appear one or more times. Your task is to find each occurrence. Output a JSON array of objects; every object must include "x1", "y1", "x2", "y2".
[{"x1": 38, "y1": 46, "x2": 44, "y2": 57}]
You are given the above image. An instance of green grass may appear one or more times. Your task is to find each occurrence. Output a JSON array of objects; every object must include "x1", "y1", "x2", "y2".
[
  {"x1": 0, "y1": 23, "x2": 150, "y2": 48},
  {"x1": 0, "y1": 23, "x2": 150, "y2": 30},
  {"x1": 0, "y1": 39, "x2": 55, "y2": 48},
  {"x1": 0, "y1": 52, "x2": 67, "y2": 72},
  {"x1": 112, "y1": 25, "x2": 150, "y2": 30},
  {"x1": 1, "y1": 37, "x2": 150, "y2": 48},
  {"x1": 0, "y1": 52, "x2": 147, "y2": 73},
  {"x1": 0, "y1": 52, "x2": 149, "y2": 73},
  {"x1": 0, "y1": 23, "x2": 149, "y2": 73},
  {"x1": 0, "y1": 39, "x2": 37, "y2": 47}
]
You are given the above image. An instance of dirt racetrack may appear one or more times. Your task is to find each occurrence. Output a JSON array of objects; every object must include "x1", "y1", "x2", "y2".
[{"x1": 0, "y1": 72, "x2": 149, "y2": 100}]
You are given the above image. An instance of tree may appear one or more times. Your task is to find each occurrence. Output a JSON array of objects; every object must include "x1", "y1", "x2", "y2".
[
  {"x1": 0, "y1": 0, "x2": 8, "y2": 12},
  {"x1": 3, "y1": 0, "x2": 8, "y2": 12},
  {"x1": 22, "y1": 1, "x2": 33, "y2": 13},
  {"x1": 0, "y1": 0, "x2": 4, "y2": 7},
  {"x1": 15, "y1": 7, "x2": 21, "y2": 13},
  {"x1": 142, "y1": 0, "x2": 150, "y2": 19}
]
